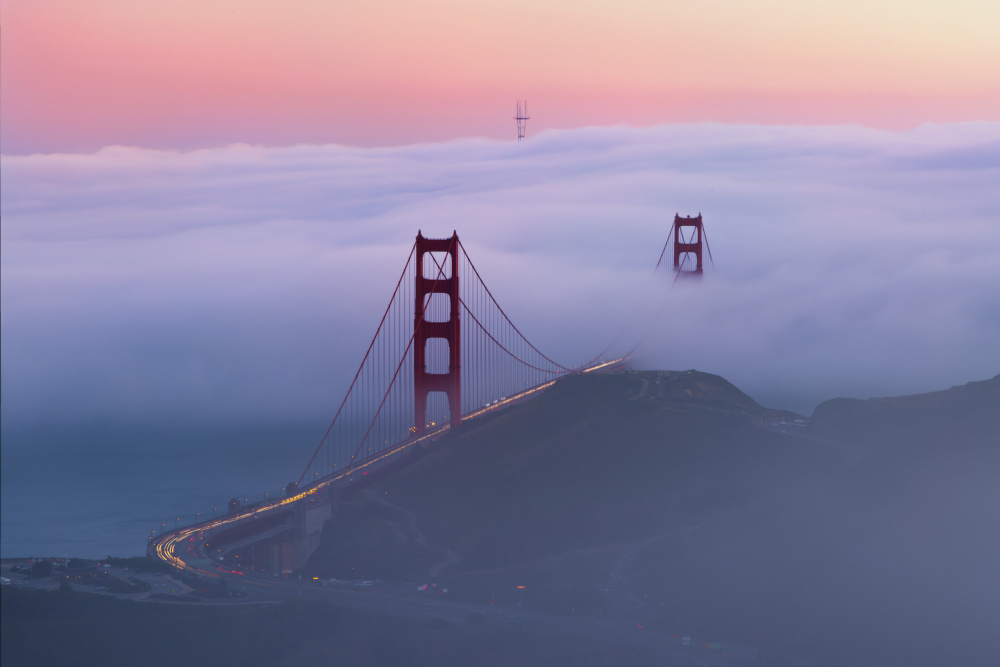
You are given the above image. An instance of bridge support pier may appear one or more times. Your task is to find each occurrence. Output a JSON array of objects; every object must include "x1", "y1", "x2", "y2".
[
  {"x1": 209, "y1": 488, "x2": 333, "y2": 575},
  {"x1": 292, "y1": 489, "x2": 333, "y2": 571}
]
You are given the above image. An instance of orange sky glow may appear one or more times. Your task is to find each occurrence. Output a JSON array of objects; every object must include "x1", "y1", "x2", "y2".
[{"x1": 2, "y1": 0, "x2": 998, "y2": 153}]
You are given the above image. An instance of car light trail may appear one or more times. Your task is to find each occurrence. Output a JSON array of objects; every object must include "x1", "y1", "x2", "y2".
[{"x1": 151, "y1": 356, "x2": 628, "y2": 575}]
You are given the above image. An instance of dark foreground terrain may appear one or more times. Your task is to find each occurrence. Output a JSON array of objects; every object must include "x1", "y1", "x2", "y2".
[
  {"x1": 302, "y1": 370, "x2": 1000, "y2": 666},
  {"x1": 1, "y1": 586, "x2": 657, "y2": 667},
  {"x1": 3, "y1": 370, "x2": 997, "y2": 667}
]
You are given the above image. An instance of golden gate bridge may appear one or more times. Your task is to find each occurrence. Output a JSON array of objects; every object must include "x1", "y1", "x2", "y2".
[
  {"x1": 296, "y1": 231, "x2": 627, "y2": 493},
  {"x1": 150, "y1": 220, "x2": 711, "y2": 572}
]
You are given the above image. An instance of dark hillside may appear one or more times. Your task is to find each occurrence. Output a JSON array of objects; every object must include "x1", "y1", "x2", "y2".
[
  {"x1": 302, "y1": 370, "x2": 999, "y2": 666},
  {"x1": 631, "y1": 372, "x2": 1000, "y2": 666},
  {"x1": 808, "y1": 373, "x2": 1000, "y2": 507},
  {"x1": 376, "y1": 371, "x2": 836, "y2": 570},
  {"x1": 302, "y1": 371, "x2": 844, "y2": 622},
  {"x1": 809, "y1": 373, "x2": 1000, "y2": 452}
]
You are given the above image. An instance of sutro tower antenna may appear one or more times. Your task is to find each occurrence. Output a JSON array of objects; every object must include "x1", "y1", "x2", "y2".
[{"x1": 514, "y1": 100, "x2": 530, "y2": 141}]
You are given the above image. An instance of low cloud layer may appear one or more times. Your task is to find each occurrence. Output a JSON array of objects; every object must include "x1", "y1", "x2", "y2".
[{"x1": 2, "y1": 123, "x2": 998, "y2": 433}]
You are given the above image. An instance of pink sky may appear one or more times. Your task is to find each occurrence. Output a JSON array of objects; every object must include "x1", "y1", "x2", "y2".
[{"x1": 2, "y1": 0, "x2": 998, "y2": 153}]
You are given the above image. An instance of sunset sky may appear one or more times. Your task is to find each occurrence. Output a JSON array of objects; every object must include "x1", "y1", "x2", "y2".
[
  {"x1": 2, "y1": 2, "x2": 998, "y2": 431},
  {"x1": 2, "y1": 0, "x2": 998, "y2": 153}
]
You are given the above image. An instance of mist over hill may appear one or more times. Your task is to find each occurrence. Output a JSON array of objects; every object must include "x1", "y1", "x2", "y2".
[{"x1": 302, "y1": 370, "x2": 1000, "y2": 666}]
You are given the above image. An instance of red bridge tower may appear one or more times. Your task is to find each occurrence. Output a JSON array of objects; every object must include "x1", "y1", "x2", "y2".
[
  {"x1": 673, "y1": 213, "x2": 703, "y2": 276},
  {"x1": 414, "y1": 232, "x2": 461, "y2": 434}
]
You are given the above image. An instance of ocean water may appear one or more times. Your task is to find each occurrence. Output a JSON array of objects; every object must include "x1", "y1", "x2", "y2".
[{"x1": 0, "y1": 423, "x2": 317, "y2": 559}]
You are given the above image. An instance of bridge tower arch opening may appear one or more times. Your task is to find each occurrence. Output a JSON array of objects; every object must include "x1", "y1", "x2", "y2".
[{"x1": 414, "y1": 231, "x2": 461, "y2": 434}]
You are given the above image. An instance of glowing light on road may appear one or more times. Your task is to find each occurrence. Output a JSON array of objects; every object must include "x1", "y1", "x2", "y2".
[{"x1": 150, "y1": 356, "x2": 629, "y2": 575}]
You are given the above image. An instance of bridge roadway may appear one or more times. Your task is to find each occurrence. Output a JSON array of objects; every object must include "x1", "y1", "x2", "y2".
[{"x1": 151, "y1": 356, "x2": 632, "y2": 570}]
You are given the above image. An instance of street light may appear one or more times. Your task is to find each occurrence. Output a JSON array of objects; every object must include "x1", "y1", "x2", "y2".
[{"x1": 160, "y1": 522, "x2": 165, "y2": 535}]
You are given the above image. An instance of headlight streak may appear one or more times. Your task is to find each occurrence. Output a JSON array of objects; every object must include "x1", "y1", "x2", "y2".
[{"x1": 151, "y1": 357, "x2": 628, "y2": 574}]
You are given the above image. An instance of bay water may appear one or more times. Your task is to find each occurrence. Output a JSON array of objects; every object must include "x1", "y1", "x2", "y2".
[{"x1": 1, "y1": 423, "x2": 318, "y2": 559}]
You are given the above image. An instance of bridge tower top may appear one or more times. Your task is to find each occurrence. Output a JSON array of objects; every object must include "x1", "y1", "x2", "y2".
[{"x1": 673, "y1": 213, "x2": 704, "y2": 276}]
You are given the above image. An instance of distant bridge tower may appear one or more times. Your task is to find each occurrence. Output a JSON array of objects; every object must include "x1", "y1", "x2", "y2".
[
  {"x1": 414, "y1": 231, "x2": 461, "y2": 435},
  {"x1": 514, "y1": 100, "x2": 530, "y2": 141},
  {"x1": 673, "y1": 213, "x2": 704, "y2": 276}
]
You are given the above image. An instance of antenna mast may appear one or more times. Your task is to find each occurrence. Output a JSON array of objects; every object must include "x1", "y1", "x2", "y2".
[{"x1": 514, "y1": 100, "x2": 530, "y2": 141}]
